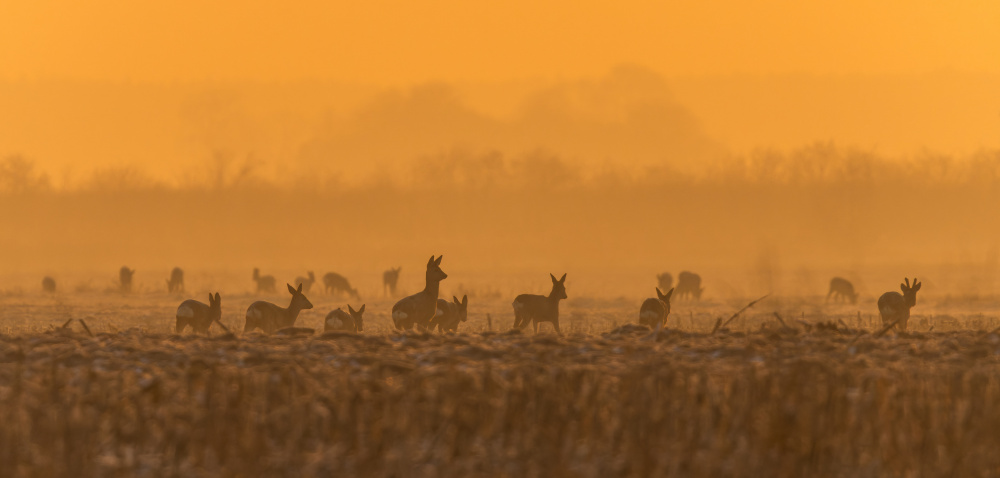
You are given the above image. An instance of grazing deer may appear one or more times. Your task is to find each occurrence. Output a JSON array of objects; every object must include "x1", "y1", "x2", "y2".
[
  {"x1": 295, "y1": 271, "x2": 316, "y2": 294},
  {"x1": 383, "y1": 267, "x2": 402, "y2": 297},
  {"x1": 392, "y1": 256, "x2": 447, "y2": 330},
  {"x1": 244, "y1": 283, "x2": 313, "y2": 334},
  {"x1": 253, "y1": 268, "x2": 277, "y2": 294},
  {"x1": 176, "y1": 292, "x2": 221, "y2": 334},
  {"x1": 323, "y1": 272, "x2": 360, "y2": 299},
  {"x1": 674, "y1": 271, "x2": 703, "y2": 300},
  {"x1": 827, "y1": 277, "x2": 858, "y2": 304},
  {"x1": 657, "y1": 273, "x2": 673, "y2": 292},
  {"x1": 324, "y1": 304, "x2": 365, "y2": 332},
  {"x1": 512, "y1": 273, "x2": 568, "y2": 333},
  {"x1": 119, "y1": 266, "x2": 135, "y2": 293},
  {"x1": 639, "y1": 287, "x2": 674, "y2": 329},
  {"x1": 167, "y1": 267, "x2": 185, "y2": 293},
  {"x1": 431, "y1": 295, "x2": 468, "y2": 332},
  {"x1": 877, "y1": 277, "x2": 921, "y2": 332},
  {"x1": 41, "y1": 276, "x2": 56, "y2": 293}
]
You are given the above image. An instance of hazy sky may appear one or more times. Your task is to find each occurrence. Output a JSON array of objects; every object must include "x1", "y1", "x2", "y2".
[{"x1": 2, "y1": 1, "x2": 998, "y2": 82}]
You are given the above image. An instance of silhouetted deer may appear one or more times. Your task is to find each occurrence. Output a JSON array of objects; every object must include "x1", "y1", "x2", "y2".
[
  {"x1": 639, "y1": 287, "x2": 674, "y2": 329},
  {"x1": 244, "y1": 283, "x2": 313, "y2": 334},
  {"x1": 878, "y1": 277, "x2": 921, "y2": 332},
  {"x1": 119, "y1": 266, "x2": 135, "y2": 293},
  {"x1": 657, "y1": 273, "x2": 673, "y2": 292},
  {"x1": 176, "y1": 292, "x2": 221, "y2": 334},
  {"x1": 674, "y1": 271, "x2": 703, "y2": 300},
  {"x1": 392, "y1": 256, "x2": 446, "y2": 330},
  {"x1": 383, "y1": 267, "x2": 402, "y2": 297},
  {"x1": 827, "y1": 277, "x2": 858, "y2": 304},
  {"x1": 167, "y1": 267, "x2": 184, "y2": 293},
  {"x1": 513, "y1": 273, "x2": 568, "y2": 333},
  {"x1": 295, "y1": 271, "x2": 316, "y2": 294},
  {"x1": 324, "y1": 304, "x2": 365, "y2": 333},
  {"x1": 323, "y1": 272, "x2": 360, "y2": 299},
  {"x1": 41, "y1": 276, "x2": 56, "y2": 293},
  {"x1": 431, "y1": 295, "x2": 468, "y2": 332},
  {"x1": 253, "y1": 268, "x2": 276, "y2": 294}
]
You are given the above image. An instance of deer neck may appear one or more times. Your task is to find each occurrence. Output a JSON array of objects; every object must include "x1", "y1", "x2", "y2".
[{"x1": 423, "y1": 272, "x2": 442, "y2": 298}]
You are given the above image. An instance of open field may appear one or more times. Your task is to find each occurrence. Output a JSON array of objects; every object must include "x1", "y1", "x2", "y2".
[{"x1": 3, "y1": 292, "x2": 1000, "y2": 476}]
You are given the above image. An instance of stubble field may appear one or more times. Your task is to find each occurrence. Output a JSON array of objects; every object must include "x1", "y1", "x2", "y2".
[{"x1": 2, "y1": 289, "x2": 1000, "y2": 477}]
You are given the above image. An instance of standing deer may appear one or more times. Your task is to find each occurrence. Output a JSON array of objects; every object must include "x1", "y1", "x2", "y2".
[
  {"x1": 253, "y1": 268, "x2": 277, "y2": 294},
  {"x1": 512, "y1": 273, "x2": 568, "y2": 333},
  {"x1": 295, "y1": 271, "x2": 316, "y2": 294},
  {"x1": 176, "y1": 292, "x2": 221, "y2": 334},
  {"x1": 674, "y1": 271, "x2": 703, "y2": 300},
  {"x1": 244, "y1": 283, "x2": 313, "y2": 334},
  {"x1": 431, "y1": 295, "x2": 468, "y2": 332},
  {"x1": 639, "y1": 287, "x2": 674, "y2": 329},
  {"x1": 323, "y1": 272, "x2": 360, "y2": 299},
  {"x1": 383, "y1": 267, "x2": 402, "y2": 297},
  {"x1": 827, "y1": 277, "x2": 858, "y2": 304},
  {"x1": 877, "y1": 277, "x2": 921, "y2": 332},
  {"x1": 392, "y1": 256, "x2": 447, "y2": 330},
  {"x1": 41, "y1": 276, "x2": 56, "y2": 293},
  {"x1": 119, "y1": 266, "x2": 135, "y2": 293},
  {"x1": 324, "y1": 304, "x2": 365, "y2": 333},
  {"x1": 167, "y1": 267, "x2": 185, "y2": 293},
  {"x1": 657, "y1": 273, "x2": 673, "y2": 292}
]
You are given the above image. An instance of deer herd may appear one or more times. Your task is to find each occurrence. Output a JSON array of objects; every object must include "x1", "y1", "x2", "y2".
[{"x1": 38, "y1": 258, "x2": 923, "y2": 336}]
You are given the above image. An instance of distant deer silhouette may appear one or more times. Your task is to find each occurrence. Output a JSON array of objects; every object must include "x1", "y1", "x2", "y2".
[
  {"x1": 392, "y1": 256, "x2": 446, "y2": 330},
  {"x1": 827, "y1": 277, "x2": 858, "y2": 304},
  {"x1": 324, "y1": 304, "x2": 365, "y2": 333},
  {"x1": 295, "y1": 271, "x2": 316, "y2": 294},
  {"x1": 383, "y1": 267, "x2": 402, "y2": 297},
  {"x1": 431, "y1": 295, "x2": 468, "y2": 332},
  {"x1": 176, "y1": 292, "x2": 221, "y2": 334},
  {"x1": 513, "y1": 273, "x2": 568, "y2": 333},
  {"x1": 244, "y1": 283, "x2": 313, "y2": 334},
  {"x1": 253, "y1": 268, "x2": 276, "y2": 294},
  {"x1": 119, "y1": 266, "x2": 135, "y2": 293},
  {"x1": 167, "y1": 267, "x2": 184, "y2": 293},
  {"x1": 657, "y1": 273, "x2": 673, "y2": 292},
  {"x1": 639, "y1": 287, "x2": 674, "y2": 329},
  {"x1": 674, "y1": 271, "x2": 703, "y2": 300},
  {"x1": 878, "y1": 277, "x2": 921, "y2": 332},
  {"x1": 323, "y1": 272, "x2": 360, "y2": 299},
  {"x1": 41, "y1": 276, "x2": 56, "y2": 293}
]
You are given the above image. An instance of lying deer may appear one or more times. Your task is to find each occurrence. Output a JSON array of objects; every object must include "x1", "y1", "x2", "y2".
[
  {"x1": 324, "y1": 304, "x2": 365, "y2": 333},
  {"x1": 244, "y1": 283, "x2": 313, "y2": 334},
  {"x1": 639, "y1": 287, "x2": 673, "y2": 329}
]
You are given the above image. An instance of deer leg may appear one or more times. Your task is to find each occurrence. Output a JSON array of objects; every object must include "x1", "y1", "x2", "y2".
[{"x1": 553, "y1": 320, "x2": 561, "y2": 334}]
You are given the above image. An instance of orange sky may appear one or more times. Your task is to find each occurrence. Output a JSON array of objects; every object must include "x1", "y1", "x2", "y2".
[{"x1": 2, "y1": 1, "x2": 999, "y2": 82}]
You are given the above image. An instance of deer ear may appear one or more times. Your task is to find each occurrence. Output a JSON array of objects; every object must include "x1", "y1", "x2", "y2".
[
  {"x1": 288, "y1": 283, "x2": 296, "y2": 294},
  {"x1": 348, "y1": 304, "x2": 355, "y2": 313},
  {"x1": 559, "y1": 273, "x2": 567, "y2": 283},
  {"x1": 462, "y1": 294, "x2": 468, "y2": 305},
  {"x1": 435, "y1": 255, "x2": 443, "y2": 265},
  {"x1": 913, "y1": 280, "x2": 922, "y2": 291},
  {"x1": 550, "y1": 273, "x2": 558, "y2": 283},
  {"x1": 359, "y1": 304, "x2": 366, "y2": 314},
  {"x1": 656, "y1": 287, "x2": 663, "y2": 298},
  {"x1": 453, "y1": 296, "x2": 460, "y2": 304},
  {"x1": 665, "y1": 288, "x2": 674, "y2": 301},
  {"x1": 215, "y1": 292, "x2": 221, "y2": 302},
  {"x1": 208, "y1": 293, "x2": 214, "y2": 303},
  {"x1": 899, "y1": 283, "x2": 907, "y2": 293},
  {"x1": 428, "y1": 256, "x2": 435, "y2": 266}
]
